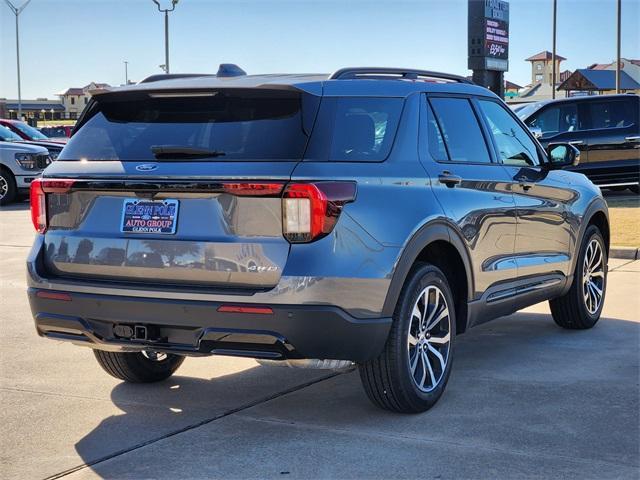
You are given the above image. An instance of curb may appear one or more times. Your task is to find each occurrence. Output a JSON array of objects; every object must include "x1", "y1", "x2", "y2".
[{"x1": 610, "y1": 246, "x2": 639, "y2": 260}]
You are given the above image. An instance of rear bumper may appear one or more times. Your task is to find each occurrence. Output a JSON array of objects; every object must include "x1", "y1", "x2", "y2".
[{"x1": 28, "y1": 288, "x2": 391, "y2": 362}]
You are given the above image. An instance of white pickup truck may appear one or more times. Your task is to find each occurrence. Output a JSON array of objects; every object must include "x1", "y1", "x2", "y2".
[{"x1": 0, "y1": 141, "x2": 51, "y2": 205}]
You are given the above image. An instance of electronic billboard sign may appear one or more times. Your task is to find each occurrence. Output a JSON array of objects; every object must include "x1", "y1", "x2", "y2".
[{"x1": 468, "y1": 0, "x2": 510, "y2": 72}]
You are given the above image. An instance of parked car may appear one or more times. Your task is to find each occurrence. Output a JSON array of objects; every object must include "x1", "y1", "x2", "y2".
[
  {"x1": 0, "y1": 123, "x2": 64, "y2": 160},
  {"x1": 0, "y1": 140, "x2": 51, "y2": 205},
  {"x1": 0, "y1": 119, "x2": 67, "y2": 144},
  {"x1": 515, "y1": 94, "x2": 639, "y2": 193},
  {"x1": 38, "y1": 125, "x2": 73, "y2": 140},
  {"x1": 27, "y1": 67, "x2": 609, "y2": 413}
]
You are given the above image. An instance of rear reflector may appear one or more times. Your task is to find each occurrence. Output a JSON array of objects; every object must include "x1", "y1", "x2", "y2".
[
  {"x1": 217, "y1": 305, "x2": 274, "y2": 315},
  {"x1": 35, "y1": 290, "x2": 72, "y2": 301}
]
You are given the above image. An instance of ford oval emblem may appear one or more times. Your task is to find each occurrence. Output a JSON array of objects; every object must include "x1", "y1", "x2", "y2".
[{"x1": 136, "y1": 163, "x2": 158, "y2": 172}]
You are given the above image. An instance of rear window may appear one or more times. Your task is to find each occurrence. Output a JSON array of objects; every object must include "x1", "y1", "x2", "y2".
[
  {"x1": 59, "y1": 89, "x2": 318, "y2": 161},
  {"x1": 304, "y1": 97, "x2": 403, "y2": 162}
]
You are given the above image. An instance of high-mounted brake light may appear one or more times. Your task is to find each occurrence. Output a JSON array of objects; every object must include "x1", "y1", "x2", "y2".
[
  {"x1": 282, "y1": 182, "x2": 356, "y2": 243},
  {"x1": 30, "y1": 179, "x2": 76, "y2": 233}
]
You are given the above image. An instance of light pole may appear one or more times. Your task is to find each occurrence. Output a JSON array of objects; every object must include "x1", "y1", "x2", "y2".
[
  {"x1": 151, "y1": 0, "x2": 179, "y2": 74},
  {"x1": 616, "y1": 0, "x2": 621, "y2": 93},
  {"x1": 3, "y1": 0, "x2": 32, "y2": 120},
  {"x1": 551, "y1": 0, "x2": 557, "y2": 99},
  {"x1": 124, "y1": 60, "x2": 129, "y2": 84}
]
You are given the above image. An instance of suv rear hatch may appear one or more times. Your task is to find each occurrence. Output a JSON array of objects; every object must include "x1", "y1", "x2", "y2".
[{"x1": 36, "y1": 87, "x2": 320, "y2": 290}]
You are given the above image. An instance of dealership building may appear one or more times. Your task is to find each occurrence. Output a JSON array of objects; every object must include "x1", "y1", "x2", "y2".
[{"x1": 0, "y1": 82, "x2": 111, "y2": 122}]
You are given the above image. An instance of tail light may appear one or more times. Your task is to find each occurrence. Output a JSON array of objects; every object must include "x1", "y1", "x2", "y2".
[
  {"x1": 282, "y1": 182, "x2": 356, "y2": 243},
  {"x1": 30, "y1": 179, "x2": 75, "y2": 233}
]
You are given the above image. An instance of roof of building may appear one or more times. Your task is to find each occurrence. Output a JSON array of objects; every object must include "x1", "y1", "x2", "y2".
[
  {"x1": 58, "y1": 83, "x2": 111, "y2": 96},
  {"x1": 587, "y1": 59, "x2": 640, "y2": 71},
  {"x1": 1, "y1": 100, "x2": 65, "y2": 111},
  {"x1": 525, "y1": 51, "x2": 566, "y2": 62},
  {"x1": 505, "y1": 80, "x2": 523, "y2": 90},
  {"x1": 558, "y1": 69, "x2": 640, "y2": 91}
]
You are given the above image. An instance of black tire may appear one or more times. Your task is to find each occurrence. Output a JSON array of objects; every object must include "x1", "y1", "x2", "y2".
[
  {"x1": 550, "y1": 225, "x2": 607, "y2": 329},
  {"x1": 93, "y1": 350, "x2": 185, "y2": 383},
  {"x1": 359, "y1": 263, "x2": 456, "y2": 413},
  {"x1": 0, "y1": 168, "x2": 17, "y2": 206}
]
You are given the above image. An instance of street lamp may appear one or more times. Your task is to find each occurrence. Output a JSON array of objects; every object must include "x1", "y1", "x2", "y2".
[
  {"x1": 3, "y1": 0, "x2": 32, "y2": 120},
  {"x1": 151, "y1": 0, "x2": 179, "y2": 74}
]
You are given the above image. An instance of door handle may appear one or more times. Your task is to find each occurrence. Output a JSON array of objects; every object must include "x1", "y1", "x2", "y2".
[
  {"x1": 625, "y1": 136, "x2": 640, "y2": 143},
  {"x1": 438, "y1": 172, "x2": 462, "y2": 188},
  {"x1": 568, "y1": 140, "x2": 584, "y2": 146},
  {"x1": 519, "y1": 181, "x2": 534, "y2": 191}
]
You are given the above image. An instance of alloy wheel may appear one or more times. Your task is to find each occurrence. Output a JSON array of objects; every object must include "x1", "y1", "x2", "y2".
[
  {"x1": 142, "y1": 350, "x2": 169, "y2": 362},
  {"x1": 407, "y1": 285, "x2": 451, "y2": 392},
  {"x1": 0, "y1": 175, "x2": 7, "y2": 201},
  {"x1": 582, "y1": 238, "x2": 605, "y2": 315}
]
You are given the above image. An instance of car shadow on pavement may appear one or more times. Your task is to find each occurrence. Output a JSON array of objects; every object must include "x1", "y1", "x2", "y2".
[
  {"x1": 72, "y1": 311, "x2": 640, "y2": 478},
  {"x1": 0, "y1": 200, "x2": 30, "y2": 211}
]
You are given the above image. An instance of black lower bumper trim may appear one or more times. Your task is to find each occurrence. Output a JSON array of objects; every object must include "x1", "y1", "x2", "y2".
[{"x1": 28, "y1": 288, "x2": 392, "y2": 363}]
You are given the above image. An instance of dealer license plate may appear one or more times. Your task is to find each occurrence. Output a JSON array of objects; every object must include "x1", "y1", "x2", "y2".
[{"x1": 120, "y1": 199, "x2": 179, "y2": 234}]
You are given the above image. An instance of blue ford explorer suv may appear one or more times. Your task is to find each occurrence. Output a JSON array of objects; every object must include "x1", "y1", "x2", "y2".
[{"x1": 27, "y1": 67, "x2": 609, "y2": 413}]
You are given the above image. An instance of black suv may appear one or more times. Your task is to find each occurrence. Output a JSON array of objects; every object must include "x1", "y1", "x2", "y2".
[
  {"x1": 28, "y1": 67, "x2": 609, "y2": 413},
  {"x1": 515, "y1": 94, "x2": 640, "y2": 193}
]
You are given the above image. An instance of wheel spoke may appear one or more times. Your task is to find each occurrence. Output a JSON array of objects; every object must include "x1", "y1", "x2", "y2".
[
  {"x1": 419, "y1": 349, "x2": 427, "y2": 389},
  {"x1": 423, "y1": 289, "x2": 439, "y2": 326},
  {"x1": 426, "y1": 306, "x2": 448, "y2": 331},
  {"x1": 422, "y1": 349, "x2": 435, "y2": 389},
  {"x1": 590, "y1": 270, "x2": 604, "y2": 278},
  {"x1": 428, "y1": 332, "x2": 450, "y2": 345},
  {"x1": 410, "y1": 348, "x2": 420, "y2": 374},
  {"x1": 427, "y1": 344, "x2": 446, "y2": 372},
  {"x1": 589, "y1": 281, "x2": 602, "y2": 297},
  {"x1": 408, "y1": 333, "x2": 419, "y2": 346},
  {"x1": 412, "y1": 303, "x2": 422, "y2": 322}
]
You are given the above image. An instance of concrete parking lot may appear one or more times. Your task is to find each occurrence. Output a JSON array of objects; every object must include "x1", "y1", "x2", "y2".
[{"x1": 1, "y1": 201, "x2": 639, "y2": 480}]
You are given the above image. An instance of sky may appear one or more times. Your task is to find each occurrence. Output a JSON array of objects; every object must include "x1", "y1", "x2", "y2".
[{"x1": 1, "y1": 0, "x2": 639, "y2": 100}]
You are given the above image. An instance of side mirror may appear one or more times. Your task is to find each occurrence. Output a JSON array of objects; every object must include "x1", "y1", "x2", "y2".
[
  {"x1": 546, "y1": 143, "x2": 580, "y2": 168},
  {"x1": 529, "y1": 126, "x2": 543, "y2": 139}
]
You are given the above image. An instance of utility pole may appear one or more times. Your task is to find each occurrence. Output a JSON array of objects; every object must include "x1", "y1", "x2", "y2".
[
  {"x1": 3, "y1": 0, "x2": 32, "y2": 120},
  {"x1": 151, "y1": 0, "x2": 179, "y2": 74},
  {"x1": 616, "y1": 0, "x2": 621, "y2": 93},
  {"x1": 124, "y1": 60, "x2": 129, "y2": 84},
  {"x1": 551, "y1": 0, "x2": 557, "y2": 99}
]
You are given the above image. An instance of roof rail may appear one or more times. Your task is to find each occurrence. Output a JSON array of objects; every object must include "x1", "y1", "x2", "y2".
[
  {"x1": 138, "y1": 73, "x2": 212, "y2": 84},
  {"x1": 329, "y1": 67, "x2": 473, "y2": 84}
]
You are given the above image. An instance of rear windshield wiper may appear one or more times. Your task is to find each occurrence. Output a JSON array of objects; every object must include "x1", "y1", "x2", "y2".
[{"x1": 151, "y1": 145, "x2": 226, "y2": 160}]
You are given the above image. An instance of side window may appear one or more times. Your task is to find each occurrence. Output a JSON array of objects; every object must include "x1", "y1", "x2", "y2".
[
  {"x1": 478, "y1": 99, "x2": 541, "y2": 167},
  {"x1": 429, "y1": 97, "x2": 491, "y2": 163},
  {"x1": 328, "y1": 98, "x2": 403, "y2": 161},
  {"x1": 588, "y1": 100, "x2": 635, "y2": 129},
  {"x1": 425, "y1": 101, "x2": 448, "y2": 161},
  {"x1": 526, "y1": 103, "x2": 580, "y2": 136}
]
